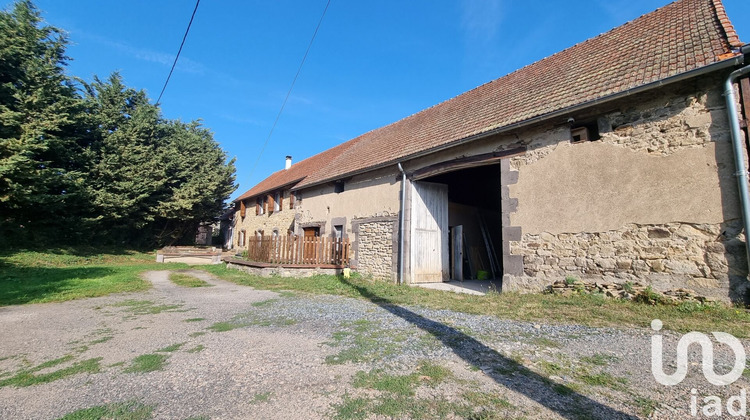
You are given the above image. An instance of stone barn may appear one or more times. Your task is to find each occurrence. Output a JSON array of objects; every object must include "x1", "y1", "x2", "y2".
[{"x1": 232, "y1": 0, "x2": 750, "y2": 302}]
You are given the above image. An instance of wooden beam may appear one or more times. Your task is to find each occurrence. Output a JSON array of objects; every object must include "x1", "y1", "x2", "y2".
[
  {"x1": 411, "y1": 147, "x2": 526, "y2": 180},
  {"x1": 740, "y1": 77, "x2": 750, "y2": 132}
]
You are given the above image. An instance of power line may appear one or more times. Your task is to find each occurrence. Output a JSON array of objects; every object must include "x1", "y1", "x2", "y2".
[
  {"x1": 248, "y1": 0, "x2": 332, "y2": 180},
  {"x1": 156, "y1": 0, "x2": 201, "y2": 105}
]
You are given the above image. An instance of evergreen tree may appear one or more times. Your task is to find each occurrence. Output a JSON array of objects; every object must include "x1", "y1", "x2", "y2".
[
  {"x1": 0, "y1": 0, "x2": 88, "y2": 243},
  {"x1": 83, "y1": 74, "x2": 236, "y2": 246},
  {"x1": 0, "y1": 1, "x2": 237, "y2": 247}
]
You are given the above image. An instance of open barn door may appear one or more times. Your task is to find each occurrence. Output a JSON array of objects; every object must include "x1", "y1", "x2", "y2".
[{"x1": 410, "y1": 181, "x2": 449, "y2": 283}]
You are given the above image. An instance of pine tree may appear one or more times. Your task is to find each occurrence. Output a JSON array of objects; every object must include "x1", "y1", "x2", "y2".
[{"x1": 0, "y1": 1, "x2": 88, "y2": 242}]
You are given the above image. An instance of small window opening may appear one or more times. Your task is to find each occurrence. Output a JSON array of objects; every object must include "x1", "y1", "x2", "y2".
[
  {"x1": 570, "y1": 121, "x2": 600, "y2": 142},
  {"x1": 334, "y1": 180, "x2": 345, "y2": 194}
]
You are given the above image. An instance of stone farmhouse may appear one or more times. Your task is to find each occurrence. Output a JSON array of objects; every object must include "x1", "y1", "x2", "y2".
[{"x1": 231, "y1": 0, "x2": 750, "y2": 302}]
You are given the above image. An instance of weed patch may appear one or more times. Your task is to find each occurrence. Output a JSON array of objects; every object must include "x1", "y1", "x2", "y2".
[
  {"x1": 124, "y1": 354, "x2": 167, "y2": 373},
  {"x1": 207, "y1": 321, "x2": 248, "y2": 332},
  {"x1": 250, "y1": 391, "x2": 272, "y2": 404},
  {"x1": 156, "y1": 342, "x2": 185, "y2": 353},
  {"x1": 169, "y1": 272, "x2": 211, "y2": 288},
  {"x1": 332, "y1": 394, "x2": 370, "y2": 420},
  {"x1": 113, "y1": 300, "x2": 182, "y2": 315},
  {"x1": 251, "y1": 298, "x2": 278, "y2": 307},
  {"x1": 186, "y1": 345, "x2": 205, "y2": 353},
  {"x1": 184, "y1": 318, "x2": 205, "y2": 322},
  {"x1": 353, "y1": 369, "x2": 419, "y2": 396},
  {"x1": 89, "y1": 336, "x2": 113, "y2": 345},
  {"x1": 531, "y1": 337, "x2": 561, "y2": 348},
  {"x1": 634, "y1": 396, "x2": 658, "y2": 417},
  {"x1": 580, "y1": 353, "x2": 619, "y2": 366},
  {"x1": 0, "y1": 357, "x2": 101, "y2": 388},
  {"x1": 578, "y1": 371, "x2": 628, "y2": 390},
  {"x1": 57, "y1": 401, "x2": 153, "y2": 420},
  {"x1": 416, "y1": 361, "x2": 451, "y2": 386},
  {"x1": 325, "y1": 320, "x2": 407, "y2": 365}
]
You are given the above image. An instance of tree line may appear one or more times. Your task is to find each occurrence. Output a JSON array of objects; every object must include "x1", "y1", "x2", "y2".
[{"x1": 0, "y1": 1, "x2": 237, "y2": 247}]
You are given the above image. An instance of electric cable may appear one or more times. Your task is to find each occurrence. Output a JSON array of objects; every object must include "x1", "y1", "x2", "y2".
[
  {"x1": 156, "y1": 0, "x2": 201, "y2": 105},
  {"x1": 247, "y1": 0, "x2": 332, "y2": 180}
]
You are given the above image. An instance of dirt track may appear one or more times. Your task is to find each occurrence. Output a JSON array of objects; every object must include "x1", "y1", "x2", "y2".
[{"x1": 1, "y1": 270, "x2": 747, "y2": 419}]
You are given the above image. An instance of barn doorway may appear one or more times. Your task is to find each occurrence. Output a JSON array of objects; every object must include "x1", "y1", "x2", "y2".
[{"x1": 417, "y1": 164, "x2": 503, "y2": 284}]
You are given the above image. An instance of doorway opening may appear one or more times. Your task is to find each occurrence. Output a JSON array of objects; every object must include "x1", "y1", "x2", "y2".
[{"x1": 421, "y1": 164, "x2": 503, "y2": 283}]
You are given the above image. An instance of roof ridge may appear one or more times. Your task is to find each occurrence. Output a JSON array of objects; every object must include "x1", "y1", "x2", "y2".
[
  {"x1": 238, "y1": 0, "x2": 741, "y2": 197},
  {"x1": 710, "y1": 0, "x2": 743, "y2": 49},
  {"x1": 307, "y1": 0, "x2": 688, "y2": 166}
]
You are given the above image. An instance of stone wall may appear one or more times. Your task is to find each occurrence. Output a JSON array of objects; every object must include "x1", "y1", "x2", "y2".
[
  {"x1": 353, "y1": 216, "x2": 397, "y2": 281},
  {"x1": 233, "y1": 194, "x2": 296, "y2": 251},
  {"x1": 504, "y1": 73, "x2": 749, "y2": 302},
  {"x1": 506, "y1": 221, "x2": 747, "y2": 302}
]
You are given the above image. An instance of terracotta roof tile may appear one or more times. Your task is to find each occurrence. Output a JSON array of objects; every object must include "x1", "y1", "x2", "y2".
[
  {"x1": 234, "y1": 137, "x2": 363, "y2": 201},
  {"x1": 236, "y1": 0, "x2": 742, "y2": 199}
]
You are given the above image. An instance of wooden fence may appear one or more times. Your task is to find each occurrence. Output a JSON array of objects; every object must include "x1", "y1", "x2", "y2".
[{"x1": 246, "y1": 235, "x2": 350, "y2": 266}]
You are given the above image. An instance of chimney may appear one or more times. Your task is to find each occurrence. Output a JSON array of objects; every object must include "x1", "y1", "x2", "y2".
[{"x1": 285, "y1": 155, "x2": 292, "y2": 170}]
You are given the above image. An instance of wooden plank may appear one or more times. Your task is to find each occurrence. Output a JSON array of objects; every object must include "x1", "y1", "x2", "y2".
[
  {"x1": 410, "y1": 181, "x2": 449, "y2": 283},
  {"x1": 412, "y1": 147, "x2": 526, "y2": 180},
  {"x1": 451, "y1": 225, "x2": 464, "y2": 282},
  {"x1": 741, "y1": 77, "x2": 750, "y2": 134}
]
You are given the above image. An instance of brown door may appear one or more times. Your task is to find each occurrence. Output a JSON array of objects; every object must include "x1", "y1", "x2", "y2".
[{"x1": 303, "y1": 227, "x2": 320, "y2": 262}]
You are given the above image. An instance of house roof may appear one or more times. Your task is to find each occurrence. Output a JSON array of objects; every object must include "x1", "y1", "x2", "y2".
[
  {"x1": 234, "y1": 136, "x2": 364, "y2": 202},
  {"x1": 236, "y1": 0, "x2": 743, "y2": 201}
]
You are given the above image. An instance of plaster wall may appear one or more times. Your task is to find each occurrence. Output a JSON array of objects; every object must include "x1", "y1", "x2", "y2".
[
  {"x1": 503, "y1": 74, "x2": 748, "y2": 301},
  {"x1": 295, "y1": 167, "x2": 401, "y2": 236}
]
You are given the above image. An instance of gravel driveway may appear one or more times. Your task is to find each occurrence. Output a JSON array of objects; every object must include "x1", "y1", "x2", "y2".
[{"x1": 1, "y1": 270, "x2": 748, "y2": 419}]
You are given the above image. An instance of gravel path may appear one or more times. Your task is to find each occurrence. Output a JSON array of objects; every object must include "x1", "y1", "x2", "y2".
[{"x1": 0, "y1": 270, "x2": 748, "y2": 419}]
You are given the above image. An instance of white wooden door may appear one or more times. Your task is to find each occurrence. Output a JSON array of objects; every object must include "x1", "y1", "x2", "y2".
[{"x1": 410, "y1": 181, "x2": 449, "y2": 283}]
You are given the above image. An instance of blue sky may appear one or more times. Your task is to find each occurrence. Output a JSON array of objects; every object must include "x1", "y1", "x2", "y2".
[{"x1": 9, "y1": 0, "x2": 750, "y2": 200}]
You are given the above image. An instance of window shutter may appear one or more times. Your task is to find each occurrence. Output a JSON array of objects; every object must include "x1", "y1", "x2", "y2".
[
  {"x1": 240, "y1": 200, "x2": 246, "y2": 218},
  {"x1": 290, "y1": 192, "x2": 295, "y2": 209},
  {"x1": 256, "y1": 200, "x2": 260, "y2": 216},
  {"x1": 267, "y1": 194, "x2": 274, "y2": 213},
  {"x1": 279, "y1": 193, "x2": 283, "y2": 211}
]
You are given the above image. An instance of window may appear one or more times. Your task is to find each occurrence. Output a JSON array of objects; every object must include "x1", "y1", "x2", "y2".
[
  {"x1": 334, "y1": 180, "x2": 345, "y2": 194},
  {"x1": 333, "y1": 225, "x2": 343, "y2": 239},
  {"x1": 274, "y1": 191, "x2": 281, "y2": 212},
  {"x1": 570, "y1": 121, "x2": 600, "y2": 142},
  {"x1": 238, "y1": 230, "x2": 246, "y2": 246},
  {"x1": 289, "y1": 191, "x2": 295, "y2": 209},
  {"x1": 272, "y1": 229, "x2": 279, "y2": 238},
  {"x1": 257, "y1": 196, "x2": 265, "y2": 215}
]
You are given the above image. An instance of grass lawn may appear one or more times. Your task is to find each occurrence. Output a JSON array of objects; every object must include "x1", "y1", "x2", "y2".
[
  {"x1": 0, "y1": 248, "x2": 185, "y2": 306},
  {"x1": 3, "y1": 248, "x2": 750, "y2": 337},
  {"x1": 200, "y1": 264, "x2": 750, "y2": 338}
]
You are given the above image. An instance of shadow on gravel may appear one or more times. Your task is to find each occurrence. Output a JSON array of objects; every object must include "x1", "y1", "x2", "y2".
[{"x1": 338, "y1": 277, "x2": 637, "y2": 420}]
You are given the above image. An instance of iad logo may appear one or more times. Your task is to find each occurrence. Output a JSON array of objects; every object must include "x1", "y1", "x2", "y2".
[{"x1": 651, "y1": 319, "x2": 746, "y2": 386}]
